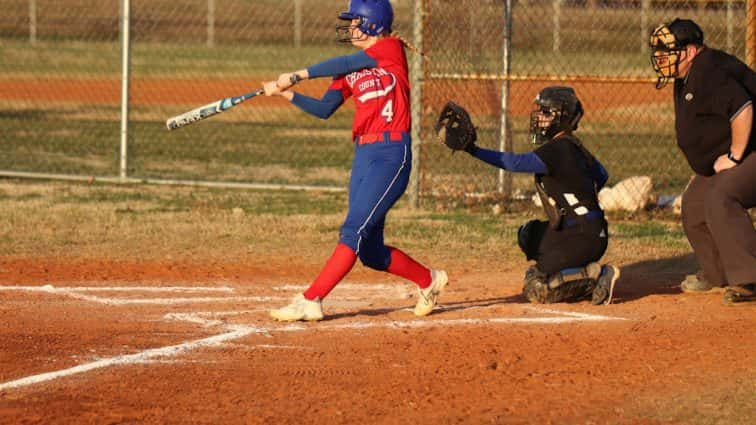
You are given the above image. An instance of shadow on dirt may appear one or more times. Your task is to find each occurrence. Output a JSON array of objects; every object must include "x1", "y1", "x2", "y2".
[
  {"x1": 613, "y1": 253, "x2": 698, "y2": 303},
  {"x1": 327, "y1": 253, "x2": 700, "y2": 320},
  {"x1": 326, "y1": 294, "x2": 526, "y2": 321},
  {"x1": 436, "y1": 294, "x2": 526, "y2": 312}
]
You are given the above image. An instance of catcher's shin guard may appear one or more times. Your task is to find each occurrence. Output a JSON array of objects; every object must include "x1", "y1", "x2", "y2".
[
  {"x1": 548, "y1": 279, "x2": 595, "y2": 303},
  {"x1": 548, "y1": 262, "x2": 602, "y2": 289},
  {"x1": 523, "y1": 266, "x2": 597, "y2": 304}
]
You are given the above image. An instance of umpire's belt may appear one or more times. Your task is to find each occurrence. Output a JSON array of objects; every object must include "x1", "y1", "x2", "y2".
[
  {"x1": 355, "y1": 131, "x2": 408, "y2": 145},
  {"x1": 563, "y1": 210, "x2": 604, "y2": 228}
]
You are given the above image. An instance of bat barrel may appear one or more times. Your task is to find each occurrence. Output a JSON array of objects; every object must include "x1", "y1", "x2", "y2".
[{"x1": 165, "y1": 88, "x2": 264, "y2": 131}]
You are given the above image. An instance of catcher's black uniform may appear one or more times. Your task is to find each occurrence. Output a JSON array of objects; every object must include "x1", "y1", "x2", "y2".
[
  {"x1": 524, "y1": 134, "x2": 609, "y2": 275},
  {"x1": 436, "y1": 87, "x2": 619, "y2": 305},
  {"x1": 514, "y1": 134, "x2": 613, "y2": 305}
]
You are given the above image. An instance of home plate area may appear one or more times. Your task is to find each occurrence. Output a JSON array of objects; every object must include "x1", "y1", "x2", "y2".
[{"x1": 0, "y1": 282, "x2": 626, "y2": 392}]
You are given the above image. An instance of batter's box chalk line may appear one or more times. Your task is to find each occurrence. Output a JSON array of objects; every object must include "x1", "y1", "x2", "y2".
[
  {"x1": 0, "y1": 285, "x2": 626, "y2": 392},
  {"x1": 0, "y1": 284, "x2": 281, "y2": 305},
  {"x1": 0, "y1": 283, "x2": 414, "y2": 306}
]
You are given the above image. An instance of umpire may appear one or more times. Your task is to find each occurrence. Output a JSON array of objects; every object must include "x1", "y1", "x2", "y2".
[{"x1": 650, "y1": 18, "x2": 755, "y2": 304}]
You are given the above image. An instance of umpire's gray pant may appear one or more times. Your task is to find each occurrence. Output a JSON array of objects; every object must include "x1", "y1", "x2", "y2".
[{"x1": 681, "y1": 153, "x2": 756, "y2": 286}]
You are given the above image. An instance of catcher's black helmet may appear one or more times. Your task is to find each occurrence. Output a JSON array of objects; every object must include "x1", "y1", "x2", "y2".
[
  {"x1": 649, "y1": 18, "x2": 704, "y2": 89},
  {"x1": 529, "y1": 86, "x2": 583, "y2": 145}
]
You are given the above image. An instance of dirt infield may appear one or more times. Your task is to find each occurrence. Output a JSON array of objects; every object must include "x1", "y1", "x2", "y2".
[{"x1": 1, "y1": 255, "x2": 754, "y2": 424}]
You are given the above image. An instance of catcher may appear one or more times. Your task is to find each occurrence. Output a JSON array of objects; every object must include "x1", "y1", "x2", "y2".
[{"x1": 436, "y1": 86, "x2": 620, "y2": 304}]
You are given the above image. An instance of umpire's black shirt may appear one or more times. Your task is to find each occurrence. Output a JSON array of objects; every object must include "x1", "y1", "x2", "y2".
[{"x1": 673, "y1": 47, "x2": 755, "y2": 176}]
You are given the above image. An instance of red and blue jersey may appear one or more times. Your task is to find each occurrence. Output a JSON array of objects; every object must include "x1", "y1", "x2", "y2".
[
  {"x1": 293, "y1": 38, "x2": 410, "y2": 141},
  {"x1": 329, "y1": 38, "x2": 410, "y2": 138},
  {"x1": 290, "y1": 38, "x2": 415, "y2": 261}
]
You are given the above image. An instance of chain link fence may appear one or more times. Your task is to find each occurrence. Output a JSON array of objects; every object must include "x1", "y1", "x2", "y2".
[
  {"x1": 0, "y1": 0, "x2": 753, "y2": 208},
  {"x1": 421, "y1": 0, "x2": 753, "y2": 208}
]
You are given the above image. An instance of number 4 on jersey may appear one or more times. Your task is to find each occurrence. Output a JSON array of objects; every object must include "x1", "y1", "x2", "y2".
[{"x1": 381, "y1": 99, "x2": 394, "y2": 123}]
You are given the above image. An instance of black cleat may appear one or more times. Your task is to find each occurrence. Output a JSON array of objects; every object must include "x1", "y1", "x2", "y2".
[
  {"x1": 592, "y1": 265, "x2": 620, "y2": 305},
  {"x1": 723, "y1": 284, "x2": 755, "y2": 305}
]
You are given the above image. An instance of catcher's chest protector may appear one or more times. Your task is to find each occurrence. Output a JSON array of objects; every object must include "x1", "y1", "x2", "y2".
[
  {"x1": 535, "y1": 176, "x2": 563, "y2": 230},
  {"x1": 533, "y1": 137, "x2": 601, "y2": 228}
]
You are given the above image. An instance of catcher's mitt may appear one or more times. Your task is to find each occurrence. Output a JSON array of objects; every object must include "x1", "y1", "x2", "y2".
[{"x1": 435, "y1": 101, "x2": 477, "y2": 153}]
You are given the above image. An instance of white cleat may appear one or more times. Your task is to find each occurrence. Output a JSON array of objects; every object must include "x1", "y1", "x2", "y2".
[
  {"x1": 269, "y1": 293, "x2": 324, "y2": 322},
  {"x1": 414, "y1": 270, "x2": 449, "y2": 317}
]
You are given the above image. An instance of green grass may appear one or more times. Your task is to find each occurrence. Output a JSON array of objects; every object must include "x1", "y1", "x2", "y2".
[
  {"x1": 55, "y1": 183, "x2": 348, "y2": 216},
  {"x1": 611, "y1": 221, "x2": 689, "y2": 249},
  {"x1": 0, "y1": 179, "x2": 693, "y2": 263},
  {"x1": 0, "y1": 103, "x2": 692, "y2": 192},
  {"x1": 0, "y1": 105, "x2": 356, "y2": 184}
]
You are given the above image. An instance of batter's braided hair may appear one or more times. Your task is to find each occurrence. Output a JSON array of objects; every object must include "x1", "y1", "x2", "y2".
[{"x1": 390, "y1": 31, "x2": 429, "y2": 61}]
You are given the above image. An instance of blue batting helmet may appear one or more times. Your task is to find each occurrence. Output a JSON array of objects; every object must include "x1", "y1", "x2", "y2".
[{"x1": 338, "y1": 0, "x2": 393, "y2": 37}]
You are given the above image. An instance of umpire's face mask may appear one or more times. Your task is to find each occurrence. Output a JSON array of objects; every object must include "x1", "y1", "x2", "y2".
[
  {"x1": 649, "y1": 24, "x2": 685, "y2": 89},
  {"x1": 651, "y1": 49, "x2": 684, "y2": 88}
]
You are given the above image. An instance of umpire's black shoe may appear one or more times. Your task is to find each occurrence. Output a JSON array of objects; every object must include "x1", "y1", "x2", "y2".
[
  {"x1": 591, "y1": 265, "x2": 620, "y2": 305},
  {"x1": 723, "y1": 284, "x2": 756, "y2": 305}
]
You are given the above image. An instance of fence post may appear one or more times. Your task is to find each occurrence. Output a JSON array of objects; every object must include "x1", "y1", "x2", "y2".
[
  {"x1": 207, "y1": 0, "x2": 215, "y2": 47},
  {"x1": 553, "y1": 0, "x2": 561, "y2": 53},
  {"x1": 294, "y1": 0, "x2": 302, "y2": 48},
  {"x1": 468, "y1": 2, "x2": 476, "y2": 62},
  {"x1": 120, "y1": 0, "x2": 131, "y2": 181},
  {"x1": 640, "y1": 0, "x2": 650, "y2": 54},
  {"x1": 748, "y1": 0, "x2": 755, "y2": 67},
  {"x1": 499, "y1": 0, "x2": 513, "y2": 198},
  {"x1": 726, "y1": 0, "x2": 734, "y2": 53},
  {"x1": 29, "y1": 0, "x2": 37, "y2": 44},
  {"x1": 409, "y1": 0, "x2": 424, "y2": 208}
]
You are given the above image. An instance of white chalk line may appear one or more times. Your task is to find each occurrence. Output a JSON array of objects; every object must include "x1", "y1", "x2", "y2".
[
  {"x1": 0, "y1": 285, "x2": 282, "y2": 306},
  {"x1": 194, "y1": 310, "x2": 265, "y2": 316},
  {"x1": 0, "y1": 285, "x2": 234, "y2": 292},
  {"x1": 526, "y1": 306, "x2": 616, "y2": 320},
  {"x1": 0, "y1": 287, "x2": 627, "y2": 392},
  {"x1": 0, "y1": 310, "x2": 304, "y2": 392},
  {"x1": 60, "y1": 293, "x2": 281, "y2": 306},
  {"x1": 269, "y1": 313, "x2": 625, "y2": 333},
  {"x1": 1, "y1": 285, "x2": 394, "y2": 306},
  {"x1": 163, "y1": 305, "x2": 624, "y2": 336},
  {"x1": 0, "y1": 324, "x2": 261, "y2": 392}
]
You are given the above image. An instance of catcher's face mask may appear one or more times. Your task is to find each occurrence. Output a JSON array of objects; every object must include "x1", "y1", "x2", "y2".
[
  {"x1": 529, "y1": 105, "x2": 558, "y2": 145},
  {"x1": 529, "y1": 86, "x2": 583, "y2": 145}
]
